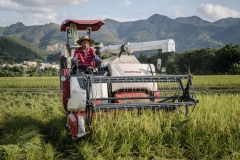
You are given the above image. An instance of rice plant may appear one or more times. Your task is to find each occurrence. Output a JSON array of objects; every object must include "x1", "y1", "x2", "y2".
[{"x1": 0, "y1": 90, "x2": 239, "y2": 159}]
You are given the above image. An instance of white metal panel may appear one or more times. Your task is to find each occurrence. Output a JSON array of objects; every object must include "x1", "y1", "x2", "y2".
[
  {"x1": 70, "y1": 77, "x2": 80, "y2": 92},
  {"x1": 90, "y1": 83, "x2": 108, "y2": 99},
  {"x1": 67, "y1": 88, "x2": 86, "y2": 111},
  {"x1": 101, "y1": 55, "x2": 140, "y2": 67},
  {"x1": 110, "y1": 64, "x2": 158, "y2": 92},
  {"x1": 77, "y1": 115, "x2": 87, "y2": 137},
  {"x1": 70, "y1": 76, "x2": 108, "y2": 99}
]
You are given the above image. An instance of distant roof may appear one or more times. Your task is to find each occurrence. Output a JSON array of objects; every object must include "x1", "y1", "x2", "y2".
[{"x1": 60, "y1": 19, "x2": 105, "y2": 32}]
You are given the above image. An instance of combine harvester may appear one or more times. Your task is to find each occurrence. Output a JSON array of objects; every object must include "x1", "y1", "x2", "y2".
[{"x1": 59, "y1": 19, "x2": 198, "y2": 140}]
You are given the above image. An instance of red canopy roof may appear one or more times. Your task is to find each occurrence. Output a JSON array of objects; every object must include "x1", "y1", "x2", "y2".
[{"x1": 60, "y1": 19, "x2": 105, "y2": 32}]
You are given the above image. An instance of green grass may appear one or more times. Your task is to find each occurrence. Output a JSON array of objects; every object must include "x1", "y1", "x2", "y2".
[
  {"x1": 0, "y1": 91, "x2": 65, "y2": 160},
  {"x1": 0, "y1": 75, "x2": 240, "y2": 159},
  {"x1": 0, "y1": 75, "x2": 239, "y2": 88},
  {"x1": 193, "y1": 75, "x2": 240, "y2": 86},
  {"x1": 0, "y1": 77, "x2": 59, "y2": 88},
  {"x1": 0, "y1": 91, "x2": 240, "y2": 159}
]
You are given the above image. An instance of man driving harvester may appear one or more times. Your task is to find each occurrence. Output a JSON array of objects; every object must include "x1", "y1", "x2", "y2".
[{"x1": 71, "y1": 35, "x2": 102, "y2": 74}]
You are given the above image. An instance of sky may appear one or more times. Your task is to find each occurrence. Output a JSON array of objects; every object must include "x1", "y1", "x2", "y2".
[{"x1": 0, "y1": 0, "x2": 240, "y2": 27}]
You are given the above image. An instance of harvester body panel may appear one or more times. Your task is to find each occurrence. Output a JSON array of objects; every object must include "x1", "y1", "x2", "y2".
[
  {"x1": 109, "y1": 63, "x2": 157, "y2": 92},
  {"x1": 67, "y1": 87, "x2": 86, "y2": 111}
]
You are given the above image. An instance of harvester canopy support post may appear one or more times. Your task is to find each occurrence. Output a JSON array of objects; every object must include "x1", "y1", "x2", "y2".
[
  {"x1": 87, "y1": 26, "x2": 92, "y2": 38},
  {"x1": 66, "y1": 27, "x2": 70, "y2": 46}
]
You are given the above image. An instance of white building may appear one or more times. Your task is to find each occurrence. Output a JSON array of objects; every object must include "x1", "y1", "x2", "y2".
[{"x1": 39, "y1": 63, "x2": 59, "y2": 70}]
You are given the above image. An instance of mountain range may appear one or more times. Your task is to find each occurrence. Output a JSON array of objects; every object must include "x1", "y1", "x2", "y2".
[{"x1": 0, "y1": 14, "x2": 240, "y2": 63}]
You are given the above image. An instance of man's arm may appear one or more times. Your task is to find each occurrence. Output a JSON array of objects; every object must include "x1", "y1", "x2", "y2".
[
  {"x1": 94, "y1": 55, "x2": 103, "y2": 63},
  {"x1": 94, "y1": 56, "x2": 99, "y2": 63},
  {"x1": 71, "y1": 57, "x2": 77, "y2": 64},
  {"x1": 90, "y1": 47, "x2": 102, "y2": 63},
  {"x1": 71, "y1": 50, "x2": 79, "y2": 64}
]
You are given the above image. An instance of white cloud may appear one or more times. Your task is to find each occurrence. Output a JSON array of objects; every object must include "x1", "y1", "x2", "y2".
[
  {"x1": 0, "y1": 0, "x2": 20, "y2": 10},
  {"x1": 0, "y1": 0, "x2": 91, "y2": 12},
  {"x1": 78, "y1": 14, "x2": 136, "y2": 22},
  {"x1": 0, "y1": 0, "x2": 92, "y2": 26},
  {"x1": 11, "y1": 0, "x2": 90, "y2": 7},
  {"x1": 108, "y1": 16, "x2": 136, "y2": 22},
  {"x1": 0, "y1": 11, "x2": 60, "y2": 26},
  {"x1": 120, "y1": 0, "x2": 131, "y2": 6},
  {"x1": 172, "y1": 6, "x2": 185, "y2": 17},
  {"x1": 199, "y1": 3, "x2": 240, "y2": 21}
]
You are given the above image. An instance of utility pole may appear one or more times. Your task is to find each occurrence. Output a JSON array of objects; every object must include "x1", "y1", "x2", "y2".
[{"x1": 44, "y1": 55, "x2": 48, "y2": 64}]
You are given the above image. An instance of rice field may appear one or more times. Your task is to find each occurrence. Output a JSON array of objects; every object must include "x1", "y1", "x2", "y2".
[
  {"x1": 193, "y1": 75, "x2": 240, "y2": 86},
  {"x1": 0, "y1": 75, "x2": 239, "y2": 159},
  {"x1": 0, "y1": 77, "x2": 59, "y2": 88},
  {"x1": 0, "y1": 75, "x2": 239, "y2": 88}
]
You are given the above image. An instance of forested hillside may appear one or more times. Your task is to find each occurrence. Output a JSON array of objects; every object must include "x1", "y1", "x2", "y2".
[
  {"x1": 0, "y1": 36, "x2": 44, "y2": 64},
  {"x1": 1, "y1": 22, "x2": 65, "y2": 49},
  {"x1": 0, "y1": 14, "x2": 239, "y2": 53}
]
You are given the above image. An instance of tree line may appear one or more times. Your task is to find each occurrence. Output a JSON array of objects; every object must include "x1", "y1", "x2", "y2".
[
  {"x1": 0, "y1": 66, "x2": 59, "y2": 77},
  {"x1": 0, "y1": 36, "x2": 43, "y2": 64},
  {"x1": 1, "y1": 43, "x2": 240, "y2": 77},
  {"x1": 138, "y1": 43, "x2": 240, "y2": 75}
]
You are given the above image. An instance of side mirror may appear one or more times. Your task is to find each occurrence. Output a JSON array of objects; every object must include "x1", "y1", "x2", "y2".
[{"x1": 157, "y1": 59, "x2": 161, "y2": 70}]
